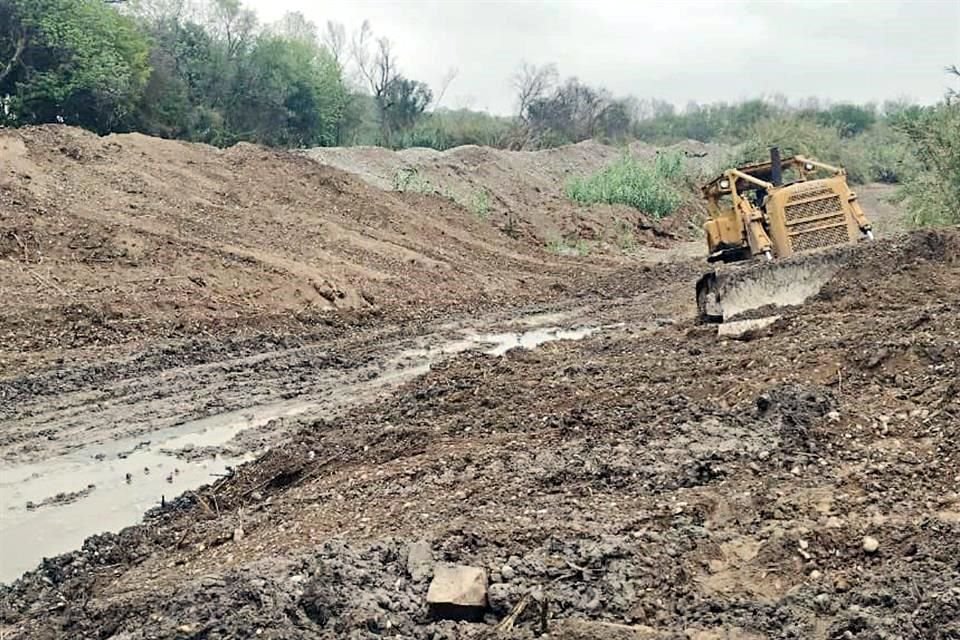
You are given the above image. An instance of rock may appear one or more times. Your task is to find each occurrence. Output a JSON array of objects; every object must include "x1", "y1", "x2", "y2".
[
  {"x1": 809, "y1": 570, "x2": 822, "y2": 580},
  {"x1": 406, "y1": 541, "x2": 434, "y2": 582},
  {"x1": 814, "y1": 593, "x2": 833, "y2": 614},
  {"x1": 233, "y1": 527, "x2": 244, "y2": 542},
  {"x1": 834, "y1": 576, "x2": 851, "y2": 592},
  {"x1": 862, "y1": 536, "x2": 880, "y2": 554},
  {"x1": 500, "y1": 564, "x2": 516, "y2": 581},
  {"x1": 487, "y1": 582, "x2": 512, "y2": 616},
  {"x1": 426, "y1": 565, "x2": 488, "y2": 620}
]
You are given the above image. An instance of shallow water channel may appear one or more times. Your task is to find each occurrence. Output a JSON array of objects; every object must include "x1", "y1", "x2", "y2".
[{"x1": 0, "y1": 324, "x2": 604, "y2": 583}]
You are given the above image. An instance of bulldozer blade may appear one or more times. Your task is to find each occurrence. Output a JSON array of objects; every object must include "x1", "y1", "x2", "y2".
[{"x1": 696, "y1": 251, "x2": 849, "y2": 323}]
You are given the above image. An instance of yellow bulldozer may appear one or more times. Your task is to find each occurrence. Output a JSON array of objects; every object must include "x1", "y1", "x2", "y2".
[{"x1": 696, "y1": 148, "x2": 874, "y2": 322}]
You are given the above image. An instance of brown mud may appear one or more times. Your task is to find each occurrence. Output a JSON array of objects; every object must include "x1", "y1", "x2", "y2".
[
  {"x1": 2, "y1": 227, "x2": 958, "y2": 639},
  {"x1": 1, "y1": 126, "x2": 957, "y2": 639}
]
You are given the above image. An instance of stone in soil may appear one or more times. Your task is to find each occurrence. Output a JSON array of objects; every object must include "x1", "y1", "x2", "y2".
[{"x1": 426, "y1": 565, "x2": 488, "y2": 620}]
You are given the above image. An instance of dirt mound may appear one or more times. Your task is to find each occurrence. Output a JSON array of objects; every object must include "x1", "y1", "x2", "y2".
[
  {"x1": 4, "y1": 228, "x2": 958, "y2": 639},
  {"x1": 1, "y1": 126, "x2": 629, "y2": 375},
  {"x1": 814, "y1": 226, "x2": 960, "y2": 307},
  {"x1": 304, "y1": 139, "x2": 728, "y2": 247}
]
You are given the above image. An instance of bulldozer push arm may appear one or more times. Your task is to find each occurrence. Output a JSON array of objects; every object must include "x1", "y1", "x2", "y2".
[{"x1": 728, "y1": 169, "x2": 775, "y2": 260}]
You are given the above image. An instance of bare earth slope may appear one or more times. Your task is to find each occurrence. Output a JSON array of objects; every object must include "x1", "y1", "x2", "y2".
[
  {"x1": 304, "y1": 140, "x2": 726, "y2": 245},
  {"x1": 0, "y1": 126, "x2": 626, "y2": 375}
]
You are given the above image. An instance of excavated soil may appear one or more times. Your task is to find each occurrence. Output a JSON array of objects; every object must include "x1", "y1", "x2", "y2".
[
  {"x1": 2, "y1": 126, "x2": 667, "y2": 377},
  {"x1": 2, "y1": 227, "x2": 958, "y2": 640},
  {"x1": 303, "y1": 140, "x2": 725, "y2": 247},
  {"x1": 1, "y1": 126, "x2": 957, "y2": 640}
]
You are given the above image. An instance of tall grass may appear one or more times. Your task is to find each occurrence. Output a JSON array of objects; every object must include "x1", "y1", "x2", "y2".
[{"x1": 565, "y1": 153, "x2": 685, "y2": 219}]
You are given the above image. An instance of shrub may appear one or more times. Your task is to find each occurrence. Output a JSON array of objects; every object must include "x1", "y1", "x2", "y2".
[
  {"x1": 392, "y1": 109, "x2": 513, "y2": 150},
  {"x1": 566, "y1": 152, "x2": 685, "y2": 219},
  {"x1": 895, "y1": 99, "x2": 960, "y2": 227},
  {"x1": 547, "y1": 236, "x2": 591, "y2": 256},
  {"x1": 464, "y1": 190, "x2": 491, "y2": 219},
  {"x1": 728, "y1": 117, "x2": 842, "y2": 169},
  {"x1": 725, "y1": 116, "x2": 891, "y2": 184},
  {"x1": 844, "y1": 123, "x2": 918, "y2": 184}
]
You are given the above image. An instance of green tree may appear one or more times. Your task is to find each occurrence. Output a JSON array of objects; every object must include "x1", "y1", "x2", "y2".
[
  {"x1": 232, "y1": 34, "x2": 345, "y2": 147},
  {"x1": 382, "y1": 76, "x2": 431, "y2": 135},
  {"x1": 124, "y1": 2, "x2": 347, "y2": 148},
  {"x1": 130, "y1": 15, "x2": 233, "y2": 143},
  {"x1": 1, "y1": 0, "x2": 151, "y2": 132}
]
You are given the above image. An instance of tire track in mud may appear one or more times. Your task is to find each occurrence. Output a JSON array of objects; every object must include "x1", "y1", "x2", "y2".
[{"x1": 0, "y1": 290, "x2": 687, "y2": 583}]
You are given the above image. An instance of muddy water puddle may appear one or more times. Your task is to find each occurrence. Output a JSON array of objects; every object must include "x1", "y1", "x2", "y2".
[
  {"x1": 0, "y1": 402, "x2": 315, "y2": 583},
  {"x1": 0, "y1": 322, "x2": 608, "y2": 583},
  {"x1": 471, "y1": 326, "x2": 600, "y2": 356}
]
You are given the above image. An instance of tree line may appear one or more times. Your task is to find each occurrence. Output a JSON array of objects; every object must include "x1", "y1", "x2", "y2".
[
  {"x1": 0, "y1": 2, "x2": 956, "y2": 167},
  {"x1": 0, "y1": 0, "x2": 450, "y2": 148}
]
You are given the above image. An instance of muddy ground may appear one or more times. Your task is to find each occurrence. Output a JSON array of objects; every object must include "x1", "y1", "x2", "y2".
[
  {"x1": 1, "y1": 126, "x2": 957, "y2": 639},
  {"x1": 2, "y1": 226, "x2": 958, "y2": 639}
]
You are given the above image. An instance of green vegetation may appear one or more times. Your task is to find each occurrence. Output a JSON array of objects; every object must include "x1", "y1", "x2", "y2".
[
  {"x1": 1, "y1": 0, "x2": 347, "y2": 147},
  {"x1": 893, "y1": 72, "x2": 960, "y2": 227},
  {"x1": 464, "y1": 189, "x2": 491, "y2": 219},
  {"x1": 392, "y1": 168, "x2": 492, "y2": 220},
  {"x1": 0, "y1": 0, "x2": 151, "y2": 134},
  {"x1": 392, "y1": 167, "x2": 434, "y2": 194},
  {"x1": 566, "y1": 153, "x2": 685, "y2": 219},
  {"x1": 547, "y1": 236, "x2": 591, "y2": 256},
  {"x1": 0, "y1": 0, "x2": 955, "y2": 228},
  {"x1": 392, "y1": 109, "x2": 513, "y2": 150},
  {"x1": 721, "y1": 113, "x2": 919, "y2": 186}
]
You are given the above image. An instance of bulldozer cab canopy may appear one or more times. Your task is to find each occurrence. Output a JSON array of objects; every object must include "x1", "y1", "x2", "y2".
[{"x1": 702, "y1": 156, "x2": 805, "y2": 199}]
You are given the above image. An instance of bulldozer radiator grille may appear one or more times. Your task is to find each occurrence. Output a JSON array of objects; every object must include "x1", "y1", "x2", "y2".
[
  {"x1": 788, "y1": 186, "x2": 834, "y2": 202},
  {"x1": 784, "y1": 195, "x2": 844, "y2": 222},
  {"x1": 785, "y1": 193, "x2": 850, "y2": 252},
  {"x1": 790, "y1": 223, "x2": 850, "y2": 252}
]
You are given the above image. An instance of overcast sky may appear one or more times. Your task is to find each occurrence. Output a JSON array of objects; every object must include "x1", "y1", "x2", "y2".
[{"x1": 247, "y1": 0, "x2": 960, "y2": 115}]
